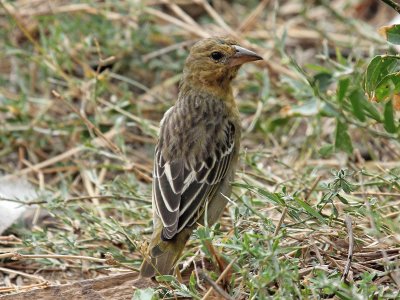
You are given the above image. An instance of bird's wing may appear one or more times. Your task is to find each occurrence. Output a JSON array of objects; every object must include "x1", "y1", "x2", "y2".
[{"x1": 153, "y1": 121, "x2": 236, "y2": 240}]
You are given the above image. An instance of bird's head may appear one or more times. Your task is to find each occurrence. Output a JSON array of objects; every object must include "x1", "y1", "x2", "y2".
[{"x1": 181, "y1": 38, "x2": 263, "y2": 92}]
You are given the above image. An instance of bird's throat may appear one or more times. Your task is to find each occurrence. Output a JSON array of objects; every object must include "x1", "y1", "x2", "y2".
[
  {"x1": 179, "y1": 78, "x2": 239, "y2": 120},
  {"x1": 180, "y1": 74, "x2": 234, "y2": 101}
]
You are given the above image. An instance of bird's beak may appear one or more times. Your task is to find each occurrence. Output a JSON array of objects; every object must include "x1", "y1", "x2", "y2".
[{"x1": 229, "y1": 45, "x2": 263, "y2": 67}]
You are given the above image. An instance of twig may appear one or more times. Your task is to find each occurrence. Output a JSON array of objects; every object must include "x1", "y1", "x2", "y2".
[
  {"x1": 364, "y1": 254, "x2": 400, "y2": 263},
  {"x1": 238, "y1": 0, "x2": 270, "y2": 32},
  {"x1": 81, "y1": 169, "x2": 106, "y2": 219},
  {"x1": 341, "y1": 215, "x2": 354, "y2": 282},
  {"x1": 0, "y1": 252, "x2": 139, "y2": 272},
  {"x1": 0, "y1": 252, "x2": 106, "y2": 263},
  {"x1": 274, "y1": 207, "x2": 287, "y2": 237},
  {"x1": 298, "y1": 265, "x2": 329, "y2": 276},
  {"x1": 142, "y1": 40, "x2": 195, "y2": 62},
  {"x1": 194, "y1": 0, "x2": 237, "y2": 37},
  {"x1": 199, "y1": 271, "x2": 232, "y2": 300},
  {"x1": 0, "y1": 235, "x2": 23, "y2": 243},
  {"x1": 0, "y1": 3, "x2": 95, "y2": 17},
  {"x1": 162, "y1": 0, "x2": 199, "y2": 27},
  {"x1": 0, "y1": 194, "x2": 150, "y2": 206},
  {"x1": 381, "y1": 0, "x2": 400, "y2": 14},
  {"x1": 310, "y1": 238, "x2": 325, "y2": 266},
  {"x1": 0, "y1": 282, "x2": 49, "y2": 293},
  {"x1": 204, "y1": 242, "x2": 225, "y2": 274},
  {"x1": 52, "y1": 90, "x2": 122, "y2": 156},
  {"x1": 305, "y1": 176, "x2": 322, "y2": 201},
  {"x1": 352, "y1": 192, "x2": 400, "y2": 197},
  {"x1": 96, "y1": 97, "x2": 159, "y2": 132},
  {"x1": 353, "y1": 248, "x2": 400, "y2": 257},
  {"x1": 201, "y1": 258, "x2": 236, "y2": 300},
  {"x1": 384, "y1": 211, "x2": 400, "y2": 218},
  {"x1": 0, "y1": 266, "x2": 47, "y2": 283},
  {"x1": 144, "y1": 7, "x2": 209, "y2": 38},
  {"x1": 0, "y1": 127, "x2": 124, "y2": 181},
  {"x1": 104, "y1": 253, "x2": 140, "y2": 272},
  {"x1": 108, "y1": 72, "x2": 165, "y2": 103}
]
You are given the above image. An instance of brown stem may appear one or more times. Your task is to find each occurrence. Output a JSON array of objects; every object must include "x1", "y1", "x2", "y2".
[{"x1": 381, "y1": 0, "x2": 400, "y2": 14}]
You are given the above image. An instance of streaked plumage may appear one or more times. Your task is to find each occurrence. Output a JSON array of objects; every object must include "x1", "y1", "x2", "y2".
[{"x1": 140, "y1": 37, "x2": 262, "y2": 278}]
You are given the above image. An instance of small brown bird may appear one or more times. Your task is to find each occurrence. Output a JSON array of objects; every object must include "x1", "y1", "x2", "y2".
[{"x1": 140, "y1": 37, "x2": 262, "y2": 277}]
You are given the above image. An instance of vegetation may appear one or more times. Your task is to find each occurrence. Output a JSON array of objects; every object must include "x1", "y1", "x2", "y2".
[{"x1": 0, "y1": 0, "x2": 399, "y2": 299}]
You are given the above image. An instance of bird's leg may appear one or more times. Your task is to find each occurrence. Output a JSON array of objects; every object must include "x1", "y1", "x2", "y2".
[
  {"x1": 175, "y1": 265, "x2": 183, "y2": 283},
  {"x1": 204, "y1": 240, "x2": 230, "y2": 285}
]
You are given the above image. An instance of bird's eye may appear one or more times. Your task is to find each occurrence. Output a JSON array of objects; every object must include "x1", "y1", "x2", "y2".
[{"x1": 211, "y1": 51, "x2": 224, "y2": 61}]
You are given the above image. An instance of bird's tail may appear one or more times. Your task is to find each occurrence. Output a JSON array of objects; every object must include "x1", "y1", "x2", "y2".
[{"x1": 140, "y1": 226, "x2": 192, "y2": 278}]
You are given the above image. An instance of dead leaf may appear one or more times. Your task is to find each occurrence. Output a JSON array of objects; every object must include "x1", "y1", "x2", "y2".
[{"x1": 394, "y1": 94, "x2": 400, "y2": 111}]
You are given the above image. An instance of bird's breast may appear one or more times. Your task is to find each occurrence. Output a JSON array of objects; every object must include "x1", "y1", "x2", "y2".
[{"x1": 159, "y1": 92, "x2": 240, "y2": 166}]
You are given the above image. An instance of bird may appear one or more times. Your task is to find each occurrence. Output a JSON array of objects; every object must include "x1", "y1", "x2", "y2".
[{"x1": 140, "y1": 37, "x2": 262, "y2": 278}]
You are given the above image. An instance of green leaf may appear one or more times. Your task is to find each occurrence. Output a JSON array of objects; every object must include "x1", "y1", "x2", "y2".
[
  {"x1": 336, "y1": 194, "x2": 349, "y2": 204},
  {"x1": 155, "y1": 275, "x2": 176, "y2": 282},
  {"x1": 314, "y1": 72, "x2": 333, "y2": 92},
  {"x1": 340, "y1": 180, "x2": 356, "y2": 194},
  {"x1": 361, "y1": 100, "x2": 382, "y2": 122},
  {"x1": 232, "y1": 183, "x2": 286, "y2": 206},
  {"x1": 319, "y1": 144, "x2": 334, "y2": 157},
  {"x1": 383, "y1": 99, "x2": 397, "y2": 133},
  {"x1": 349, "y1": 89, "x2": 366, "y2": 122},
  {"x1": 364, "y1": 55, "x2": 400, "y2": 99},
  {"x1": 132, "y1": 288, "x2": 157, "y2": 300},
  {"x1": 264, "y1": 117, "x2": 290, "y2": 132},
  {"x1": 293, "y1": 197, "x2": 326, "y2": 224},
  {"x1": 335, "y1": 120, "x2": 353, "y2": 154},
  {"x1": 286, "y1": 99, "x2": 319, "y2": 116},
  {"x1": 256, "y1": 188, "x2": 286, "y2": 206},
  {"x1": 320, "y1": 102, "x2": 340, "y2": 117},
  {"x1": 335, "y1": 47, "x2": 347, "y2": 65},
  {"x1": 379, "y1": 24, "x2": 400, "y2": 45},
  {"x1": 375, "y1": 72, "x2": 400, "y2": 102},
  {"x1": 189, "y1": 272, "x2": 196, "y2": 292},
  {"x1": 337, "y1": 78, "x2": 350, "y2": 103}
]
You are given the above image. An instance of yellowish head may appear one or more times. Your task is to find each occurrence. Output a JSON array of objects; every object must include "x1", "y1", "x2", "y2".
[{"x1": 182, "y1": 37, "x2": 263, "y2": 89}]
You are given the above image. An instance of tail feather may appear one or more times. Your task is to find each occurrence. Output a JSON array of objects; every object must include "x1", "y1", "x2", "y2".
[
  {"x1": 140, "y1": 247, "x2": 177, "y2": 278},
  {"x1": 140, "y1": 227, "x2": 192, "y2": 278}
]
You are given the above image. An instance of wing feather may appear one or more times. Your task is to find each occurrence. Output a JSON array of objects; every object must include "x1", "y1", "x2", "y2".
[
  {"x1": 177, "y1": 184, "x2": 214, "y2": 232},
  {"x1": 156, "y1": 164, "x2": 179, "y2": 212},
  {"x1": 164, "y1": 160, "x2": 184, "y2": 194},
  {"x1": 153, "y1": 113, "x2": 236, "y2": 240},
  {"x1": 179, "y1": 181, "x2": 206, "y2": 215}
]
